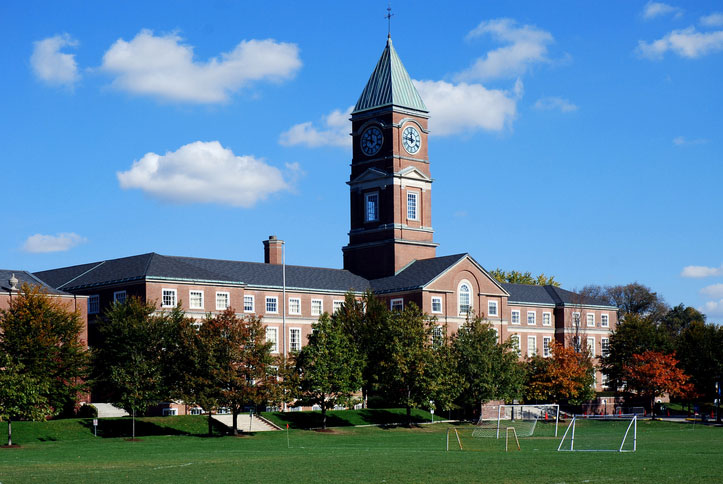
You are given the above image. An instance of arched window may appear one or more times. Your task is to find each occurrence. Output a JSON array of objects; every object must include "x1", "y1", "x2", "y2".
[{"x1": 458, "y1": 281, "x2": 471, "y2": 316}]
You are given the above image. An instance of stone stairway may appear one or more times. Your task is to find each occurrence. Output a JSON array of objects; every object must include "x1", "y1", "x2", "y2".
[
  {"x1": 213, "y1": 413, "x2": 281, "y2": 432},
  {"x1": 91, "y1": 403, "x2": 129, "y2": 418}
]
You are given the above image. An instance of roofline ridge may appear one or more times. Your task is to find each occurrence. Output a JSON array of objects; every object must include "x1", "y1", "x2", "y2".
[
  {"x1": 162, "y1": 253, "x2": 366, "y2": 275},
  {"x1": 57, "y1": 260, "x2": 106, "y2": 290}
]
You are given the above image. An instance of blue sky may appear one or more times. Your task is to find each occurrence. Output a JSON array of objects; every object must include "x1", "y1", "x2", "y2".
[{"x1": 2, "y1": 1, "x2": 722, "y2": 321}]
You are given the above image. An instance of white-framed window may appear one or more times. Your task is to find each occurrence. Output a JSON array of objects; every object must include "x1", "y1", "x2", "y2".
[
  {"x1": 311, "y1": 299, "x2": 323, "y2": 316},
  {"x1": 113, "y1": 291, "x2": 126, "y2": 304},
  {"x1": 162, "y1": 289, "x2": 177, "y2": 308},
  {"x1": 587, "y1": 337, "x2": 596, "y2": 357},
  {"x1": 216, "y1": 292, "x2": 230, "y2": 311},
  {"x1": 433, "y1": 325, "x2": 444, "y2": 346},
  {"x1": 431, "y1": 296, "x2": 442, "y2": 313},
  {"x1": 527, "y1": 311, "x2": 536, "y2": 325},
  {"x1": 288, "y1": 298, "x2": 301, "y2": 315},
  {"x1": 542, "y1": 312, "x2": 552, "y2": 326},
  {"x1": 492, "y1": 327, "x2": 499, "y2": 342},
  {"x1": 488, "y1": 300, "x2": 498, "y2": 317},
  {"x1": 572, "y1": 312, "x2": 581, "y2": 328},
  {"x1": 543, "y1": 336, "x2": 552, "y2": 357},
  {"x1": 586, "y1": 313, "x2": 595, "y2": 327},
  {"x1": 390, "y1": 298, "x2": 404, "y2": 311},
  {"x1": 244, "y1": 295, "x2": 254, "y2": 313},
  {"x1": 88, "y1": 295, "x2": 100, "y2": 314},
  {"x1": 601, "y1": 338, "x2": 610, "y2": 357},
  {"x1": 573, "y1": 336, "x2": 581, "y2": 352},
  {"x1": 458, "y1": 281, "x2": 471, "y2": 316},
  {"x1": 510, "y1": 334, "x2": 520, "y2": 355},
  {"x1": 189, "y1": 290, "x2": 204, "y2": 310},
  {"x1": 266, "y1": 327, "x2": 278, "y2": 353},
  {"x1": 511, "y1": 310, "x2": 520, "y2": 324},
  {"x1": 527, "y1": 336, "x2": 537, "y2": 357},
  {"x1": 162, "y1": 408, "x2": 177, "y2": 416},
  {"x1": 266, "y1": 296, "x2": 278, "y2": 314},
  {"x1": 189, "y1": 407, "x2": 204, "y2": 415},
  {"x1": 364, "y1": 191, "x2": 379, "y2": 222},
  {"x1": 333, "y1": 300, "x2": 344, "y2": 313},
  {"x1": 407, "y1": 191, "x2": 419, "y2": 220},
  {"x1": 601, "y1": 373, "x2": 609, "y2": 389},
  {"x1": 601, "y1": 313, "x2": 609, "y2": 327},
  {"x1": 289, "y1": 328, "x2": 301, "y2": 352}
]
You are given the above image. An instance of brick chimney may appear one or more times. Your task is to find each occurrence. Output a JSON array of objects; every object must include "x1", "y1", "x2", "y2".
[{"x1": 263, "y1": 235, "x2": 283, "y2": 264}]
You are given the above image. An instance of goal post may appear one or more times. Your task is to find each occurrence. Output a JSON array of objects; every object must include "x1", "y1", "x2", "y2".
[
  {"x1": 557, "y1": 414, "x2": 637, "y2": 452},
  {"x1": 474, "y1": 404, "x2": 559, "y2": 439}
]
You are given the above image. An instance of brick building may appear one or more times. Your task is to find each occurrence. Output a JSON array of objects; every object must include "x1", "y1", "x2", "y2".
[{"x1": 32, "y1": 37, "x2": 616, "y2": 397}]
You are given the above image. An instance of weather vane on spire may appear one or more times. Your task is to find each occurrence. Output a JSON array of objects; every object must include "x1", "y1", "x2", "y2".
[{"x1": 385, "y1": 2, "x2": 394, "y2": 38}]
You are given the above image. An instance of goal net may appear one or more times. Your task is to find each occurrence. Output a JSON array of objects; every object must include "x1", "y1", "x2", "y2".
[
  {"x1": 557, "y1": 414, "x2": 637, "y2": 452},
  {"x1": 473, "y1": 404, "x2": 559, "y2": 439}
]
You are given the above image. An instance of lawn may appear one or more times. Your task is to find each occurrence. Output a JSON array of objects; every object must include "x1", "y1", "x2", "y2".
[{"x1": 0, "y1": 415, "x2": 720, "y2": 483}]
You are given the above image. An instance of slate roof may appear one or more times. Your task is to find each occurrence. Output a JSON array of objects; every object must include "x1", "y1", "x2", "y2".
[
  {"x1": 34, "y1": 253, "x2": 371, "y2": 293},
  {"x1": 502, "y1": 283, "x2": 615, "y2": 308},
  {"x1": 0, "y1": 269, "x2": 70, "y2": 295},
  {"x1": 370, "y1": 253, "x2": 470, "y2": 293},
  {"x1": 352, "y1": 37, "x2": 428, "y2": 115}
]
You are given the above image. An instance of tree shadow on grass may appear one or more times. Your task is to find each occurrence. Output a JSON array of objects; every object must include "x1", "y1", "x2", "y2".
[
  {"x1": 266, "y1": 409, "x2": 429, "y2": 430},
  {"x1": 78, "y1": 418, "x2": 226, "y2": 438}
]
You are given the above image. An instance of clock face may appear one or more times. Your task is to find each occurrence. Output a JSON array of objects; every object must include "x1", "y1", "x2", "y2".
[
  {"x1": 360, "y1": 126, "x2": 383, "y2": 156},
  {"x1": 402, "y1": 126, "x2": 421, "y2": 154}
]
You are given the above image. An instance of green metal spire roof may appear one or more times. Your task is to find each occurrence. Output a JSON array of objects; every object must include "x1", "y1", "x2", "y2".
[{"x1": 352, "y1": 37, "x2": 428, "y2": 115}]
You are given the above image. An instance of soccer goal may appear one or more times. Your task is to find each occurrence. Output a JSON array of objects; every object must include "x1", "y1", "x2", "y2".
[
  {"x1": 473, "y1": 404, "x2": 559, "y2": 439},
  {"x1": 557, "y1": 414, "x2": 637, "y2": 452}
]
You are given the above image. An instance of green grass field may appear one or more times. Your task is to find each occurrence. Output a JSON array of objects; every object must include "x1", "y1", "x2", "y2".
[{"x1": 0, "y1": 414, "x2": 721, "y2": 483}]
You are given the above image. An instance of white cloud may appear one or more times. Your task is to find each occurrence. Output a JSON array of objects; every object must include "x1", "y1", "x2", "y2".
[
  {"x1": 701, "y1": 299, "x2": 723, "y2": 316},
  {"x1": 117, "y1": 141, "x2": 298, "y2": 207},
  {"x1": 100, "y1": 30, "x2": 301, "y2": 103},
  {"x1": 673, "y1": 136, "x2": 708, "y2": 146},
  {"x1": 279, "y1": 106, "x2": 352, "y2": 148},
  {"x1": 533, "y1": 96, "x2": 578, "y2": 112},
  {"x1": 701, "y1": 283, "x2": 723, "y2": 299},
  {"x1": 681, "y1": 264, "x2": 723, "y2": 278},
  {"x1": 700, "y1": 12, "x2": 723, "y2": 27},
  {"x1": 30, "y1": 34, "x2": 80, "y2": 86},
  {"x1": 413, "y1": 79, "x2": 518, "y2": 135},
  {"x1": 22, "y1": 233, "x2": 86, "y2": 253},
  {"x1": 642, "y1": 2, "x2": 683, "y2": 20},
  {"x1": 637, "y1": 26, "x2": 723, "y2": 59},
  {"x1": 457, "y1": 18, "x2": 554, "y2": 81}
]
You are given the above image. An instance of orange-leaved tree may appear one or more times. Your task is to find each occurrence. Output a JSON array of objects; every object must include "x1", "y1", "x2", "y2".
[
  {"x1": 525, "y1": 341, "x2": 595, "y2": 404},
  {"x1": 623, "y1": 351, "x2": 692, "y2": 419}
]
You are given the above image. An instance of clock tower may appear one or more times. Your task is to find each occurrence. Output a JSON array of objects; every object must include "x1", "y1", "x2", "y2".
[{"x1": 343, "y1": 37, "x2": 437, "y2": 280}]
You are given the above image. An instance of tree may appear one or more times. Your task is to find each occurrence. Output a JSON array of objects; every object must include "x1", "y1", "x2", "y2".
[
  {"x1": 0, "y1": 284, "x2": 89, "y2": 416},
  {"x1": 490, "y1": 269, "x2": 560, "y2": 287},
  {"x1": 525, "y1": 341, "x2": 595, "y2": 405},
  {"x1": 377, "y1": 303, "x2": 438, "y2": 426},
  {"x1": 602, "y1": 314, "x2": 674, "y2": 391},
  {"x1": 623, "y1": 351, "x2": 692, "y2": 419},
  {"x1": 453, "y1": 316, "x2": 524, "y2": 413},
  {"x1": 296, "y1": 314, "x2": 362, "y2": 429},
  {"x1": 426, "y1": 324, "x2": 464, "y2": 414},
  {"x1": 661, "y1": 304, "x2": 705, "y2": 339},
  {"x1": 202, "y1": 309, "x2": 277, "y2": 436},
  {"x1": 675, "y1": 321, "x2": 723, "y2": 401},
  {"x1": 94, "y1": 297, "x2": 169, "y2": 438},
  {"x1": 581, "y1": 283, "x2": 668, "y2": 322},
  {"x1": 335, "y1": 291, "x2": 388, "y2": 408},
  {"x1": 0, "y1": 354, "x2": 51, "y2": 446}
]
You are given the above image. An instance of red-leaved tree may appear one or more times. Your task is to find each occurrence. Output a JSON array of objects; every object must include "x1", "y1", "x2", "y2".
[{"x1": 623, "y1": 351, "x2": 692, "y2": 419}]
